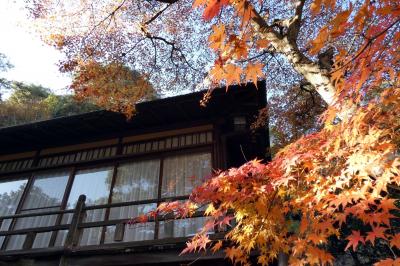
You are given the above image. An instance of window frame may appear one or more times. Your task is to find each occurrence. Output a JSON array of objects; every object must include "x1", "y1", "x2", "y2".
[{"x1": 0, "y1": 139, "x2": 215, "y2": 250}]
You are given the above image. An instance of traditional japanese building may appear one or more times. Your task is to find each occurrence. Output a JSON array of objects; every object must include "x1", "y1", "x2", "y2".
[{"x1": 0, "y1": 82, "x2": 268, "y2": 266}]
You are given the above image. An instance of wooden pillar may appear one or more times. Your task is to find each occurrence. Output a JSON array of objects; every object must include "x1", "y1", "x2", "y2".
[
  {"x1": 65, "y1": 194, "x2": 86, "y2": 248},
  {"x1": 278, "y1": 252, "x2": 289, "y2": 266}
]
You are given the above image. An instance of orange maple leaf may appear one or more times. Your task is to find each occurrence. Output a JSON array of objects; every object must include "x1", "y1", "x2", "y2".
[
  {"x1": 224, "y1": 63, "x2": 242, "y2": 87},
  {"x1": 209, "y1": 24, "x2": 226, "y2": 51},
  {"x1": 366, "y1": 227, "x2": 387, "y2": 245},
  {"x1": 345, "y1": 230, "x2": 365, "y2": 251},
  {"x1": 308, "y1": 233, "x2": 327, "y2": 244},
  {"x1": 244, "y1": 63, "x2": 264, "y2": 84},
  {"x1": 309, "y1": 26, "x2": 329, "y2": 55},
  {"x1": 379, "y1": 198, "x2": 397, "y2": 213},
  {"x1": 202, "y1": 0, "x2": 229, "y2": 20},
  {"x1": 390, "y1": 234, "x2": 400, "y2": 249},
  {"x1": 256, "y1": 39, "x2": 269, "y2": 50},
  {"x1": 211, "y1": 240, "x2": 223, "y2": 253},
  {"x1": 374, "y1": 258, "x2": 400, "y2": 266},
  {"x1": 225, "y1": 246, "x2": 243, "y2": 263}
]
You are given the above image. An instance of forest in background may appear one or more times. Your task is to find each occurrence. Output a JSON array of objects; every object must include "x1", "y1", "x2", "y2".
[{"x1": 0, "y1": 81, "x2": 99, "y2": 127}]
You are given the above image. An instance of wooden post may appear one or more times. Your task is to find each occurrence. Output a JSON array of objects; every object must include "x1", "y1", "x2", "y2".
[
  {"x1": 114, "y1": 222, "x2": 125, "y2": 242},
  {"x1": 65, "y1": 194, "x2": 86, "y2": 248},
  {"x1": 278, "y1": 252, "x2": 289, "y2": 266},
  {"x1": 22, "y1": 232, "x2": 36, "y2": 250}
]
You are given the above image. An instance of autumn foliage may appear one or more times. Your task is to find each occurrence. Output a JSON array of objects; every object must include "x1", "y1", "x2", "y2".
[
  {"x1": 134, "y1": 1, "x2": 400, "y2": 265},
  {"x1": 146, "y1": 87, "x2": 399, "y2": 265},
  {"x1": 70, "y1": 61, "x2": 154, "y2": 117},
  {"x1": 27, "y1": 0, "x2": 400, "y2": 264}
]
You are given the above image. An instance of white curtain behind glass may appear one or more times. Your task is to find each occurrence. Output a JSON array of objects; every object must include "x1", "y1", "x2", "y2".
[
  {"x1": 110, "y1": 160, "x2": 159, "y2": 220},
  {"x1": 160, "y1": 153, "x2": 211, "y2": 239},
  {"x1": 161, "y1": 153, "x2": 211, "y2": 197}
]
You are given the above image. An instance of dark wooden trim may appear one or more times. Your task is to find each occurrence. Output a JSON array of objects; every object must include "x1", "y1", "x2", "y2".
[
  {"x1": 31, "y1": 149, "x2": 41, "y2": 168},
  {"x1": 0, "y1": 143, "x2": 213, "y2": 178},
  {"x1": 100, "y1": 161, "x2": 119, "y2": 244},
  {"x1": 154, "y1": 156, "x2": 164, "y2": 240},
  {"x1": 65, "y1": 195, "x2": 86, "y2": 248},
  {"x1": 0, "y1": 224, "x2": 69, "y2": 236},
  {"x1": 0, "y1": 232, "x2": 226, "y2": 259},
  {"x1": 22, "y1": 231, "x2": 35, "y2": 250},
  {"x1": 0, "y1": 209, "x2": 74, "y2": 220},
  {"x1": 0, "y1": 126, "x2": 214, "y2": 177},
  {"x1": 18, "y1": 205, "x2": 61, "y2": 212}
]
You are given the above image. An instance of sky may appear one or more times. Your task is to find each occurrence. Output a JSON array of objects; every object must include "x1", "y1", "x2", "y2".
[{"x1": 0, "y1": 0, "x2": 71, "y2": 95}]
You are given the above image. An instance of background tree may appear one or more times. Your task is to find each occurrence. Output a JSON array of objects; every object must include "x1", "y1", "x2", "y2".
[
  {"x1": 0, "y1": 62, "x2": 155, "y2": 127},
  {"x1": 0, "y1": 53, "x2": 13, "y2": 97},
  {"x1": 0, "y1": 82, "x2": 99, "y2": 127},
  {"x1": 25, "y1": 0, "x2": 399, "y2": 265}
]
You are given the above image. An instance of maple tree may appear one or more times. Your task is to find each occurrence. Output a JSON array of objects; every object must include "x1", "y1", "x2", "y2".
[{"x1": 26, "y1": 0, "x2": 400, "y2": 265}]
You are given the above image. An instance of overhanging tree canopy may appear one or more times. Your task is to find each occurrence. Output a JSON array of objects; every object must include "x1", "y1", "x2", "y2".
[{"x1": 26, "y1": 0, "x2": 399, "y2": 265}]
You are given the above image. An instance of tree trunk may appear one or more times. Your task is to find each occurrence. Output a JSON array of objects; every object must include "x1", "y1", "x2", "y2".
[{"x1": 251, "y1": 7, "x2": 355, "y2": 120}]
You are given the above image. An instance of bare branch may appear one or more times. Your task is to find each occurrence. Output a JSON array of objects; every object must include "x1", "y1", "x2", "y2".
[
  {"x1": 144, "y1": 3, "x2": 173, "y2": 25},
  {"x1": 154, "y1": 0, "x2": 179, "y2": 3}
]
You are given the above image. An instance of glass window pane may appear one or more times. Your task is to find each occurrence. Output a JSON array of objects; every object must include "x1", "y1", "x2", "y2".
[
  {"x1": 0, "y1": 178, "x2": 28, "y2": 217},
  {"x1": 32, "y1": 231, "x2": 52, "y2": 249},
  {"x1": 0, "y1": 219, "x2": 12, "y2": 231},
  {"x1": 0, "y1": 236, "x2": 4, "y2": 248},
  {"x1": 54, "y1": 230, "x2": 68, "y2": 247},
  {"x1": 109, "y1": 203, "x2": 156, "y2": 220},
  {"x1": 112, "y1": 160, "x2": 160, "y2": 203},
  {"x1": 22, "y1": 171, "x2": 69, "y2": 210},
  {"x1": 6, "y1": 234, "x2": 26, "y2": 250},
  {"x1": 83, "y1": 209, "x2": 106, "y2": 223},
  {"x1": 104, "y1": 222, "x2": 155, "y2": 244},
  {"x1": 79, "y1": 227, "x2": 102, "y2": 246},
  {"x1": 67, "y1": 167, "x2": 113, "y2": 208},
  {"x1": 14, "y1": 209, "x2": 58, "y2": 230},
  {"x1": 162, "y1": 153, "x2": 211, "y2": 197},
  {"x1": 158, "y1": 217, "x2": 210, "y2": 239},
  {"x1": 61, "y1": 213, "x2": 73, "y2": 224}
]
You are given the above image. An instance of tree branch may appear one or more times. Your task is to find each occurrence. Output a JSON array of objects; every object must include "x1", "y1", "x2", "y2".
[
  {"x1": 144, "y1": 3, "x2": 173, "y2": 25},
  {"x1": 287, "y1": 0, "x2": 306, "y2": 43},
  {"x1": 155, "y1": 0, "x2": 179, "y2": 3}
]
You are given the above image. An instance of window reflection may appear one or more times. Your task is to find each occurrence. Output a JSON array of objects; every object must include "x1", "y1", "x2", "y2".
[
  {"x1": 79, "y1": 227, "x2": 102, "y2": 246},
  {"x1": 0, "y1": 178, "x2": 28, "y2": 217},
  {"x1": 11, "y1": 171, "x2": 69, "y2": 250},
  {"x1": 104, "y1": 223, "x2": 155, "y2": 244},
  {"x1": 67, "y1": 167, "x2": 113, "y2": 208},
  {"x1": 23, "y1": 171, "x2": 69, "y2": 210}
]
